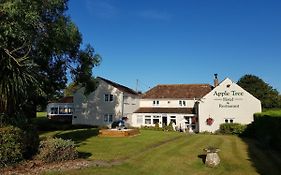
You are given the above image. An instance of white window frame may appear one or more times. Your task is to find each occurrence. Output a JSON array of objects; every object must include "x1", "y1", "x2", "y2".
[
  {"x1": 104, "y1": 94, "x2": 114, "y2": 102},
  {"x1": 224, "y1": 118, "x2": 234, "y2": 123},
  {"x1": 145, "y1": 115, "x2": 152, "y2": 124},
  {"x1": 104, "y1": 114, "x2": 113, "y2": 123},
  {"x1": 153, "y1": 100, "x2": 159, "y2": 106}
]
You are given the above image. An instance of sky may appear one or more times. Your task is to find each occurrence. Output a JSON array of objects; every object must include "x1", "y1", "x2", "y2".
[{"x1": 67, "y1": 0, "x2": 281, "y2": 93}]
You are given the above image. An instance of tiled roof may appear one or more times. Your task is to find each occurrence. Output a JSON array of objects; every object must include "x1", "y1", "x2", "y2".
[
  {"x1": 134, "y1": 107, "x2": 195, "y2": 114},
  {"x1": 98, "y1": 77, "x2": 139, "y2": 95},
  {"x1": 59, "y1": 96, "x2": 73, "y2": 103},
  {"x1": 141, "y1": 84, "x2": 212, "y2": 99}
]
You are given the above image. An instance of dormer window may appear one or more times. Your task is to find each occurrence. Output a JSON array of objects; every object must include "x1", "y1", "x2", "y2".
[
  {"x1": 179, "y1": 100, "x2": 186, "y2": 106},
  {"x1": 153, "y1": 100, "x2": 159, "y2": 106}
]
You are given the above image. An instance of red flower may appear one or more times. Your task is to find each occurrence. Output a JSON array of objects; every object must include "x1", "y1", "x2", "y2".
[{"x1": 206, "y1": 117, "x2": 214, "y2": 125}]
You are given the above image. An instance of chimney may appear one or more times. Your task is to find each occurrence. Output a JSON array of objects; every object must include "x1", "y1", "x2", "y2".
[{"x1": 214, "y1": 74, "x2": 219, "y2": 87}]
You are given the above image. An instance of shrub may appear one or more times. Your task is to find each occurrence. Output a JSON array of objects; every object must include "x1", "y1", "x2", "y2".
[
  {"x1": 0, "y1": 126, "x2": 24, "y2": 167},
  {"x1": 21, "y1": 124, "x2": 39, "y2": 159},
  {"x1": 242, "y1": 114, "x2": 281, "y2": 151},
  {"x1": 163, "y1": 122, "x2": 174, "y2": 131},
  {"x1": 37, "y1": 137, "x2": 78, "y2": 163},
  {"x1": 0, "y1": 114, "x2": 39, "y2": 159},
  {"x1": 219, "y1": 123, "x2": 247, "y2": 135}
]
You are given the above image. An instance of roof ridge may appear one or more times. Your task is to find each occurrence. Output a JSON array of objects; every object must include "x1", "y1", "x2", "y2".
[
  {"x1": 97, "y1": 76, "x2": 139, "y2": 95},
  {"x1": 157, "y1": 83, "x2": 212, "y2": 85}
]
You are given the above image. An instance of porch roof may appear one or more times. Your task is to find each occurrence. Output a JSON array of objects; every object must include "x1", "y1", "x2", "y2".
[{"x1": 134, "y1": 107, "x2": 195, "y2": 114}]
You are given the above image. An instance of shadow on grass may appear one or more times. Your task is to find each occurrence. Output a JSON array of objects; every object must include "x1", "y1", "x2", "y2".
[
  {"x1": 197, "y1": 154, "x2": 206, "y2": 164},
  {"x1": 54, "y1": 128, "x2": 100, "y2": 145},
  {"x1": 241, "y1": 137, "x2": 281, "y2": 175},
  {"x1": 78, "y1": 152, "x2": 92, "y2": 159},
  {"x1": 240, "y1": 115, "x2": 281, "y2": 175},
  {"x1": 33, "y1": 117, "x2": 98, "y2": 135}
]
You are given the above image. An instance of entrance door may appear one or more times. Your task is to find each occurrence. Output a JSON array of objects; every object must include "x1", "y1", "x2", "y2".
[{"x1": 162, "y1": 116, "x2": 167, "y2": 126}]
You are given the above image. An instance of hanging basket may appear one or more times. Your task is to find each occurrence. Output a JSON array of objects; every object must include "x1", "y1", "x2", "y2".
[{"x1": 206, "y1": 117, "x2": 214, "y2": 126}]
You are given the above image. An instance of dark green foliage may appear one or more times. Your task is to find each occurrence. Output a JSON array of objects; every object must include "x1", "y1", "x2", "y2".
[
  {"x1": 0, "y1": 114, "x2": 39, "y2": 159},
  {"x1": 237, "y1": 74, "x2": 281, "y2": 109},
  {"x1": 36, "y1": 137, "x2": 78, "y2": 163},
  {"x1": 33, "y1": 116, "x2": 95, "y2": 131},
  {"x1": 163, "y1": 122, "x2": 174, "y2": 131},
  {"x1": 0, "y1": 0, "x2": 101, "y2": 116},
  {"x1": 243, "y1": 114, "x2": 281, "y2": 151},
  {"x1": 21, "y1": 124, "x2": 39, "y2": 159},
  {"x1": 219, "y1": 123, "x2": 247, "y2": 135},
  {"x1": 141, "y1": 123, "x2": 175, "y2": 132},
  {"x1": 0, "y1": 126, "x2": 24, "y2": 167}
]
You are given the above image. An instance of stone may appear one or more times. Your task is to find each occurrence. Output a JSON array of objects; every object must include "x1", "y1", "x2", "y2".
[{"x1": 205, "y1": 152, "x2": 220, "y2": 167}]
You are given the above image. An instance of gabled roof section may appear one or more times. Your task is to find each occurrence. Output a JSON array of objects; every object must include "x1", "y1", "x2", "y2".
[
  {"x1": 142, "y1": 84, "x2": 213, "y2": 99},
  {"x1": 97, "y1": 77, "x2": 139, "y2": 95}
]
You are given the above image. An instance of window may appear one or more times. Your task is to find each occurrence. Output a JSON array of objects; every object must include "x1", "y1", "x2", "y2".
[
  {"x1": 153, "y1": 116, "x2": 160, "y2": 124},
  {"x1": 170, "y1": 116, "x2": 176, "y2": 125},
  {"x1": 104, "y1": 94, "x2": 109, "y2": 101},
  {"x1": 225, "y1": 118, "x2": 234, "y2": 123},
  {"x1": 110, "y1": 94, "x2": 113, "y2": 101},
  {"x1": 137, "y1": 115, "x2": 143, "y2": 124},
  {"x1": 104, "y1": 94, "x2": 114, "y2": 102},
  {"x1": 51, "y1": 107, "x2": 58, "y2": 114},
  {"x1": 104, "y1": 114, "x2": 113, "y2": 123},
  {"x1": 153, "y1": 100, "x2": 159, "y2": 106},
  {"x1": 179, "y1": 100, "x2": 186, "y2": 106},
  {"x1": 145, "y1": 116, "x2": 151, "y2": 124}
]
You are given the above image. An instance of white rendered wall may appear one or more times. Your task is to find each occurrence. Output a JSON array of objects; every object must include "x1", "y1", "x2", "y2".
[{"x1": 198, "y1": 78, "x2": 262, "y2": 132}]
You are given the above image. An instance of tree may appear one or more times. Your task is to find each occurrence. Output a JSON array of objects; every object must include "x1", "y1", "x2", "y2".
[
  {"x1": 0, "y1": 0, "x2": 101, "y2": 117},
  {"x1": 237, "y1": 74, "x2": 281, "y2": 109}
]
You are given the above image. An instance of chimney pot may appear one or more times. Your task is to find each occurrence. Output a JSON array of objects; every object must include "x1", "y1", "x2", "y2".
[{"x1": 214, "y1": 74, "x2": 219, "y2": 87}]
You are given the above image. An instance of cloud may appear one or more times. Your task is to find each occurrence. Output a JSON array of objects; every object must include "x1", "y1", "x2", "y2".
[
  {"x1": 138, "y1": 10, "x2": 172, "y2": 21},
  {"x1": 86, "y1": 0, "x2": 117, "y2": 19}
]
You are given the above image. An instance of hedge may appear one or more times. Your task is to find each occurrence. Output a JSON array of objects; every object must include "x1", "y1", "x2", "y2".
[
  {"x1": 243, "y1": 114, "x2": 281, "y2": 151},
  {"x1": 0, "y1": 126, "x2": 24, "y2": 167},
  {"x1": 219, "y1": 123, "x2": 247, "y2": 135}
]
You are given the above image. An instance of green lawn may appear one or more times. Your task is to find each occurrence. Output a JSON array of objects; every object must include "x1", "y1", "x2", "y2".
[
  {"x1": 37, "y1": 111, "x2": 47, "y2": 118},
  {"x1": 258, "y1": 108, "x2": 281, "y2": 117},
  {"x1": 40, "y1": 130, "x2": 281, "y2": 175}
]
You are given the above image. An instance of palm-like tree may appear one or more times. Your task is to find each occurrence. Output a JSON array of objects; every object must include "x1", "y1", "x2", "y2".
[{"x1": 0, "y1": 43, "x2": 41, "y2": 116}]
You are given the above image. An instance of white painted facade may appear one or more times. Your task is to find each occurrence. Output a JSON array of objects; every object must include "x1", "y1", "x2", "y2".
[
  {"x1": 71, "y1": 76, "x2": 261, "y2": 132},
  {"x1": 131, "y1": 77, "x2": 262, "y2": 133},
  {"x1": 132, "y1": 98, "x2": 198, "y2": 132},
  {"x1": 72, "y1": 77, "x2": 140, "y2": 127},
  {"x1": 198, "y1": 78, "x2": 262, "y2": 132},
  {"x1": 139, "y1": 99, "x2": 196, "y2": 108}
]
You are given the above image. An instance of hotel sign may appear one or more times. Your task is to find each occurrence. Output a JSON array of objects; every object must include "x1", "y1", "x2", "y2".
[{"x1": 213, "y1": 90, "x2": 244, "y2": 108}]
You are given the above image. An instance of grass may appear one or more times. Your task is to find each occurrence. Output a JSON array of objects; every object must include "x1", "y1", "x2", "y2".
[
  {"x1": 40, "y1": 130, "x2": 281, "y2": 175},
  {"x1": 37, "y1": 111, "x2": 47, "y2": 118},
  {"x1": 258, "y1": 108, "x2": 281, "y2": 117}
]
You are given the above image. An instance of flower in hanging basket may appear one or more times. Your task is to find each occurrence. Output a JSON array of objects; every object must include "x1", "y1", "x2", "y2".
[{"x1": 206, "y1": 117, "x2": 214, "y2": 125}]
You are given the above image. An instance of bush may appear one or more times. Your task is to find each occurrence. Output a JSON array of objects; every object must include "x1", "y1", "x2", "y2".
[
  {"x1": 242, "y1": 114, "x2": 281, "y2": 151},
  {"x1": 163, "y1": 122, "x2": 174, "y2": 131},
  {"x1": 21, "y1": 124, "x2": 39, "y2": 159},
  {"x1": 0, "y1": 114, "x2": 39, "y2": 159},
  {"x1": 37, "y1": 137, "x2": 78, "y2": 163},
  {"x1": 219, "y1": 123, "x2": 247, "y2": 135},
  {"x1": 0, "y1": 126, "x2": 24, "y2": 167}
]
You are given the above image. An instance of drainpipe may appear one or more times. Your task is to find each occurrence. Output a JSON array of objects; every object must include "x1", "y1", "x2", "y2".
[{"x1": 121, "y1": 92, "x2": 124, "y2": 118}]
